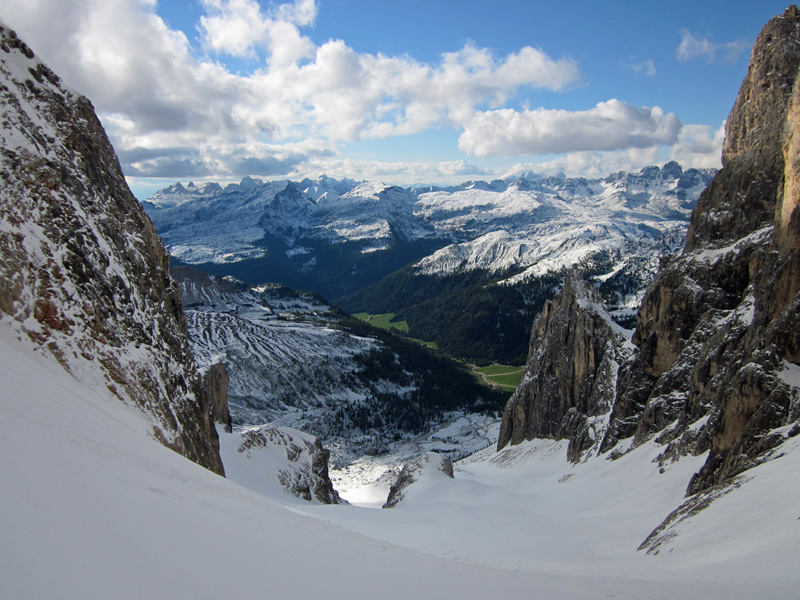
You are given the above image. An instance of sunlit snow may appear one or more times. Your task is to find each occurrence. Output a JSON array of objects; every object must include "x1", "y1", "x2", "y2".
[{"x1": 2, "y1": 324, "x2": 798, "y2": 600}]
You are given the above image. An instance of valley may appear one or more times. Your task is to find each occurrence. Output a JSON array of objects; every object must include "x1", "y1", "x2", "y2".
[
  {"x1": 2, "y1": 4, "x2": 800, "y2": 599},
  {"x1": 173, "y1": 266, "x2": 508, "y2": 466}
]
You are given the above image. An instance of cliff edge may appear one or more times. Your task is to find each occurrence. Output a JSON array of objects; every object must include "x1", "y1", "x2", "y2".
[
  {"x1": 0, "y1": 26, "x2": 224, "y2": 474},
  {"x1": 500, "y1": 7, "x2": 800, "y2": 496}
]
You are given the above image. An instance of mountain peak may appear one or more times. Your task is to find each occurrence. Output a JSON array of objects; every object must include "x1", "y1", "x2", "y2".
[
  {"x1": 498, "y1": 272, "x2": 631, "y2": 461},
  {"x1": 722, "y1": 6, "x2": 800, "y2": 165}
]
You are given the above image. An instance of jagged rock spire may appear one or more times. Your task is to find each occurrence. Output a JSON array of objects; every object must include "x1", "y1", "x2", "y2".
[{"x1": 497, "y1": 272, "x2": 631, "y2": 462}]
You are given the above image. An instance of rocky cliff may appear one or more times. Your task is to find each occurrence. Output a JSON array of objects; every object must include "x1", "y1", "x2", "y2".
[
  {"x1": 231, "y1": 426, "x2": 342, "y2": 504},
  {"x1": 500, "y1": 7, "x2": 800, "y2": 495},
  {"x1": 498, "y1": 273, "x2": 632, "y2": 462},
  {"x1": 0, "y1": 26, "x2": 224, "y2": 474},
  {"x1": 203, "y1": 362, "x2": 232, "y2": 433}
]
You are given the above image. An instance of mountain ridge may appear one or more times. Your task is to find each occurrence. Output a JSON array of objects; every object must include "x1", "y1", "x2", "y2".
[
  {"x1": 146, "y1": 163, "x2": 714, "y2": 363},
  {"x1": 498, "y1": 6, "x2": 800, "y2": 510}
]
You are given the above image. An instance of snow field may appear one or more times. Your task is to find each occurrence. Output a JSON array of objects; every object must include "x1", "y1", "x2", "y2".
[{"x1": 2, "y1": 323, "x2": 798, "y2": 599}]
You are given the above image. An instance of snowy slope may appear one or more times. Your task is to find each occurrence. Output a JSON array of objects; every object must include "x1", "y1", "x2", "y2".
[
  {"x1": 182, "y1": 282, "x2": 377, "y2": 424},
  {"x1": 0, "y1": 327, "x2": 547, "y2": 599},
  {"x1": 3, "y1": 325, "x2": 797, "y2": 600},
  {"x1": 175, "y1": 268, "x2": 386, "y2": 423},
  {"x1": 218, "y1": 424, "x2": 341, "y2": 504}
]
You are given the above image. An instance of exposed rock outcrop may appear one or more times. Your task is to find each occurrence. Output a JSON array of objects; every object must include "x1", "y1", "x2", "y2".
[
  {"x1": 383, "y1": 452, "x2": 454, "y2": 508},
  {"x1": 236, "y1": 427, "x2": 341, "y2": 504},
  {"x1": 203, "y1": 363, "x2": 232, "y2": 432},
  {"x1": 497, "y1": 272, "x2": 632, "y2": 462},
  {"x1": 0, "y1": 26, "x2": 224, "y2": 474},
  {"x1": 601, "y1": 7, "x2": 800, "y2": 494},
  {"x1": 500, "y1": 8, "x2": 800, "y2": 497}
]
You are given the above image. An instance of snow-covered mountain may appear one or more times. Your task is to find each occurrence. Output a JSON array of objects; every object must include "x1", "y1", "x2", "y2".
[
  {"x1": 143, "y1": 163, "x2": 713, "y2": 298},
  {"x1": 145, "y1": 163, "x2": 714, "y2": 364},
  {"x1": 414, "y1": 164, "x2": 709, "y2": 274},
  {"x1": 2, "y1": 12, "x2": 800, "y2": 598}
]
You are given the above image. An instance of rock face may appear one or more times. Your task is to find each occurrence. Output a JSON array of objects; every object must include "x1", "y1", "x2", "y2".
[
  {"x1": 383, "y1": 452, "x2": 454, "y2": 508},
  {"x1": 609, "y1": 6, "x2": 800, "y2": 494},
  {"x1": 497, "y1": 273, "x2": 632, "y2": 462},
  {"x1": 500, "y1": 7, "x2": 800, "y2": 496},
  {"x1": 237, "y1": 427, "x2": 341, "y2": 504},
  {"x1": 203, "y1": 363, "x2": 232, "y2": 433},
  {"x1": 0, "y1": 26, "x2": 224, "y2": 474}
]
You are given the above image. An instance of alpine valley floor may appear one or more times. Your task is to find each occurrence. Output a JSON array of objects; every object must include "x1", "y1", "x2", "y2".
[{"x1": 2, "y1": 325, "x2": 797, "y2": 600}]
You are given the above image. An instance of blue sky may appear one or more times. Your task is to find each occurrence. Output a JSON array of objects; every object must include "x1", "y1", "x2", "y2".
[{"x1": 1, "y1": 0, "x2": 791, "y2": 198}]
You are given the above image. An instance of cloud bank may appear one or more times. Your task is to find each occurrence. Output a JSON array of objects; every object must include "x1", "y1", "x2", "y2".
[
  {"x1": 3, "y1": 0, "x2": 582, "y2": 178},
  {"x1": 1, "y1": 0, "x2": 726, "y2": 185},
  {"x1": 458, "y1": 100, "x2": 681, "y2": 157},
  {"x1": 503, "y1": 121, "x2": 725, "y2": 179}
]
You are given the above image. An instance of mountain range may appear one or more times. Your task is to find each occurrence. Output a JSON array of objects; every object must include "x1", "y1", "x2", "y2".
[{"x1": 144, "y1": 163, "x2": 714, "y2": 363}]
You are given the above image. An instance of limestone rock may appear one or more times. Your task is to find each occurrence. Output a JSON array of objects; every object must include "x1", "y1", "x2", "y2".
[
  {"x1": 383, "y1": 452, "x2": 454, "y2": 508},
  {"x1": 203, "y1": 363, "x2": 232, "y2": 432},
  {"x1": 499, "y1": 7, "x2": 800, "y2": 496},
  {"x1": 600, "y1": 7, "x2": 800, "y2": 493},
  {"x1": 236, "y1": 427, "x2": 341, "y2": 504},
  {"x1": 0, "y1": 25, "x2": 223, "y2": 474},
  {"x1": 497, "y1": 272, "x2": 632, "y2": 462}
]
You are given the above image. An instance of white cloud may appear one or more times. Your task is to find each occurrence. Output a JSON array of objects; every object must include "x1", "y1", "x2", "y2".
[
  {"x1": 631, "y1": 58, "x2": 656, "y2": 76},
  {"x1": 199, "y1": 0, "x2": 316, "y2": 64},
  {"x1": 1, "y1": 0, "x2": 583, "y2": 180},
  {"x1": 502, "y1": 120, "x2": 724, "y2": 180},
  {"x1": 458, "y1": 100, "x2": 681, "y2": 157},
  {"x1": 668, "y1": 122, "x2": 725, "y2": 169},
  {"x1": 504, "y1": 147, "x2": 663, "y2": 179},
  {"x1": 290, "y1": 157, "x2": 491, "y2": 185},
  {"x1": 1, "y1": 0, "x2": 721, "y2": 186},
  {"x1": 676, "y1": 30, "x2": 748, "y2": 63}
]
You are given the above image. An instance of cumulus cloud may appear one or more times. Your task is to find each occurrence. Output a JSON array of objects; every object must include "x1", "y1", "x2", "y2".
[
  {"x1": 503, "y1": 147, "x2": 663, "y2": 179},
  {"x1": 676, "y1": 30, "x2": 748, "y2": 63},
  {"x1": 1, "y1": 0, "x2": 582, "y2": 182},
  {"x1": 295, "y1": 157, "x2": 491, "y2": 185},
  {"x1": 668, "y1": 122, "x2": 725, "y2": 168},
  {"x1": 458, "y1": 100, "x2": 681, "y2": 157},
  {"x1": 502, "y1": 120, "x2": 724, "y2": 180},
  {"x1": 199, "y1": 0, "x2": 316, "y2": 64}
]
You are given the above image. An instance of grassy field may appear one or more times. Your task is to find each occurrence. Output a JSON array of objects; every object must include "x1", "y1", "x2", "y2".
[
  {"x1": 353, "y1": 312, "x2": 409, "y2": 333},
  {"x1": 473, "y1": 364, "x2": 525, "y2": 391},
  {"x1": 352, "y1": 312, "x2": 438, "y2": 349},
  {"x1": 353, "y1": 313, "x2": 519, "y2": 384}
]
